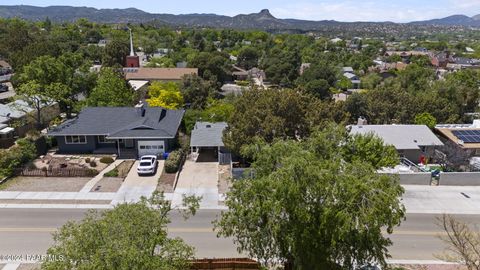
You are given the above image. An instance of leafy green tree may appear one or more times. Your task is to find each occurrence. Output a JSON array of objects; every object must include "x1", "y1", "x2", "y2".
[
  {"x1": 42, "y1": 193, "x2": 198, "y2": 270},
  {"x1": 145, "y1": 57, "x2": 175, "y2": 68},
  {"x1": 16, "y1": 81, "x2": 54, "y2": 128},
  {"x1": 361, "y1": 73, "x2": 382, "y2": 90},
  {"x1": 183, "y1": 99, "x2": 234, "y2": 134},
  {"x1": 237, "y1": 47, "x2": 259, "y2": 70},
  {"x1": 215, "y1": 125, "x2": 405, "y2": 269},
  {"x1": 17, "y1": 53, "x2": 95, "y2": 118},
  {"x1": 86, "y1": 68, "x2": 134, "y2": 107},
  {"x1": 102, "y1": 36, "x2": 129, "y2": 67},
  {"x1": 190, "y1": 52, "x2": 231, "y2": 83},
  {"x1": 147, "y1": 81, "x2": 184, "y2": 109},
  {"x1": 343, "y1": 132, "x2": 399, "y2": 169},
  {"x1": 180, "y1": 74, "x2": 216, "y2": 109},
  {"x1": 337, "y1": 76, "x2": 354, "y2": 90},
  {"x1": 224, "y1": 88, "x2": 310, "y2": 154},
  {"x1": 302, "y1": 79, "x2": 331, "y2": 99},
  {"x1": 414, "y1": 112, "x2": 437, "y2": 129}
]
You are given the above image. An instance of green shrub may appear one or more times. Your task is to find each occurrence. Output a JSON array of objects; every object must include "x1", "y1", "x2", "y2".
[
  {"x1": 100, "y1": 157, "x2": 114, "y2": 164},
  {"x1": 164, "y1": 150, "x2": 184, "y2": 173},
  {"x1": 90, "y1": 161, "x2": 97, "y2": 167},
  {"x1": 104, "y1": 168, "x2": 119, "y2": 177},
  {"x1": 0, "y1": 139, "x2": 37, "y2": 179}
]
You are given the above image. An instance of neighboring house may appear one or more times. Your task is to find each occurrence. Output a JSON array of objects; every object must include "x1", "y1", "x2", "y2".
[
  {"x1": 0, "y1": 82, "x2": 15, "y2": 102},
  {"x1": 124, "y1": 68, "x2": 198, "y2": 82},
  {"x1": 430, "y1": 51, "x2": 452, "y2": 68},
  {"x1": 232, "y1": 66, "x2": 267, "y2": 87},
  {"x1": 190, "y1": 122, "x2": 230, "y2": 164},
  {"x1": 436, "y1": 120, "x2": 480, "y2": 157},
  {"x1": 342, "y1": 72, "x2": 361, "y2": 89},
  {"x1": 350, "y1": 124, "x2": 444, "y2": 163},
  {"x1": 0, "y1": 60, "x2": 13, "y2": 83},
  {"x1": 47, "y1": 104, "x2": 184, "y2": 159},
  {"x1": 342, "y1": 67, "x2": 354, "y2": 73},
  {"x1": 0, "y1": 99, "x2": 59, "y2": 148}
]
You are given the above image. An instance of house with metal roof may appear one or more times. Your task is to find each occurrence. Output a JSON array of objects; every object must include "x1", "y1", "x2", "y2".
[
  {"x1": 48, "y1": 103, "x2": 184, "y2": 159},
  {"x1": 350, "y1": 124, "x2": 444, "y2": 163},
  {"x1": 190, "y1": 122, "x2": 230, "y2": 164}
]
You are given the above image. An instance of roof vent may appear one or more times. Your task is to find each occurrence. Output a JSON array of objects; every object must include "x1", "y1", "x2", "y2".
[
  {"x1": 357, "y1": 116, "x2": 368, "y2": 125},
  {"x1": 135, "y1": 102, "x2": 145, "y2": 117}
]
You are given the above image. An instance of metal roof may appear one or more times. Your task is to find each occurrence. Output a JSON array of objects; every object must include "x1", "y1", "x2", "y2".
[
  {"x1": 190, "y1": 122, "x2": 227, "y2": 147},
  {"x1": 350, "y1": 125, "x2": 444, "y2": 150}
]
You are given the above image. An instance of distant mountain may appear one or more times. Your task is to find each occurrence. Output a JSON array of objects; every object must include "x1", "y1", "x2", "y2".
[
  {"x1": 0, "y1": 5, "x2": 480, "y2": 30},
  {"x1": 411, "y1": 14, "x2": 480, "y2": 27}
]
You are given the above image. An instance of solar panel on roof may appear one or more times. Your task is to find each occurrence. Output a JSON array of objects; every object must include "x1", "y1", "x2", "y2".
[{"x1": 452, "y1": 130, "x2": 480, "y2": 143}]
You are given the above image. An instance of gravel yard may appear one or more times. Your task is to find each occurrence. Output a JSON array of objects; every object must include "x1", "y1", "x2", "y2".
[
  {"x1": 218, "y1": 164, "x2": 232, "y2": 194},
  {"x1": 90, "y1": 177, "x2": 124, "y2": 192},
  {"x1": 157, "y1": 171, "x2": 176, "y2": 192},
  {"x1": 0, "y1": 177, "x2": 91, "y2": 192}
]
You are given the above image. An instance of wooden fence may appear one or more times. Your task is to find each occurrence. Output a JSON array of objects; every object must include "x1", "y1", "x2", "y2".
[
  {"x1": 190, "y1": 258, "x2": 260, "y2": 270},
  {"x1": 15, "y1": 168, "x2": 98, "y2": 177}
]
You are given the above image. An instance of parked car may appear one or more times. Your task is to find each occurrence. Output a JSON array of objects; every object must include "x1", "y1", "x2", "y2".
[{"x1": 137, "y1": 155, "x2": 158, "y2": 175}]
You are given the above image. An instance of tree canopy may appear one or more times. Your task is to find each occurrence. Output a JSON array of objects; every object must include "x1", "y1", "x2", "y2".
[
  {"x1": 86, "y1": 68, "x2": 134, "y2": 107},
  {"x1": 147, "y1": 81, "x2": 184, "y2": 109},
  {"x1": 215, "y1": 125, "x2": 405, "y2": 269},
  {"x1": 42, "y1": 193, "x2": 198, "y2": 270}
]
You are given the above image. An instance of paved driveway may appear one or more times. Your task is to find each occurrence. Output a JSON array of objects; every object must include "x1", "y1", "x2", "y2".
[
  {"x1": 111, "y1": 160, "x2": 164, "y2": 205},
  {"x1": 174, "y1": 161, "x2": 219, "y2": 208}
]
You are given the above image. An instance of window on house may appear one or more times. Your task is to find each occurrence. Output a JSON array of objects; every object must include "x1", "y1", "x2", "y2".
[
  {"x1": 65, "y1": 136, "x2": 87, "y2": 144},
  {"x1": 98, "y1": 135, "x2": 114, "y2": 144}
]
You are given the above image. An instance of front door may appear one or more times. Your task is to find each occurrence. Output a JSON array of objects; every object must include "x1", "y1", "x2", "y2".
[{"x1": 125, "y1": 139, "x2": 134, "y2": 149}]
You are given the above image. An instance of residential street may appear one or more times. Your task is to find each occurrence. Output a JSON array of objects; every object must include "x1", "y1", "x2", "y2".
[{"x1": 0, "y1": 209, "x2": 473, "y2": 263}]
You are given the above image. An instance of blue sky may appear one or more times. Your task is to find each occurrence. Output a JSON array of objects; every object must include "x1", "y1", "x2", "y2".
[{"x1": 5, "y1": 0, "x2": 480, "y2": 22}]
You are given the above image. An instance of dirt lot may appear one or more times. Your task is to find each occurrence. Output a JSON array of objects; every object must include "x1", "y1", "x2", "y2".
[
  {"x1": 0, "y1": 177, "x2": 91, "y2": 192},
  {"x1": 90, "y1": 177, "x2": 124, "y2": 192},
  {"x1": 157, "y1": 170, "x2": 176, "y2": 193},
  {"x1": 218, "y1": 164, "x2": 232, "y2": 194}
]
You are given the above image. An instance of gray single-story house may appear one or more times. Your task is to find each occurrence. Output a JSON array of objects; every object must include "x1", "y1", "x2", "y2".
[
  {"x1": 48, "y1": 104, "x2": 184, "y2": 159},
  {"x1": 190, "y1": 122, "x2": 230, "y2": 164},
  {"x1": 350, "y1": 124, "x2": 444, "y2": 163}
]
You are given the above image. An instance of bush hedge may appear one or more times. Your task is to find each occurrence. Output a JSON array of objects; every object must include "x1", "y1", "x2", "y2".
[
  {"x1": 0, "y1": 138, "x2": 37, "y2": 179},
  {"x1": 164, "y1": 150, "x2": 184, "y2": 173},
  {"x1": 100, "y1": 157, "x2": 114, "y2": 164}
]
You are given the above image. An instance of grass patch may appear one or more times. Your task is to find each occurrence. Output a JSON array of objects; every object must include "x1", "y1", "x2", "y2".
[{"x1": 0, "y1": 177, "x2": 20, "y2": 191}]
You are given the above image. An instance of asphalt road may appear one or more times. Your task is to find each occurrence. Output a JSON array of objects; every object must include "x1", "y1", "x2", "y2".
[{"x1": 0, "y1": 209, "x2": 476, "y2": 262}]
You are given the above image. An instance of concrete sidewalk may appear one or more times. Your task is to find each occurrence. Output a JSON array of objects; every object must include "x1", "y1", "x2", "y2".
[
  {"x1": 403, "y1": 185, "x2": 480, "y2": 214},
  {"x1": 0, "y1": 191, "x2": 115, "y2": 200},
  {"x1": 79, "y1": 160, "x2": 123, "y2": 193},
  {"x1": 173, "y1": 161, "x2": 219, "y2": 208}
]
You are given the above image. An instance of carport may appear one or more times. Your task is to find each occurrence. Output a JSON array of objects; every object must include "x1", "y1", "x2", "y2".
[{"x1": 190, "y1": 122, "x2": 230, "y2": 164}]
